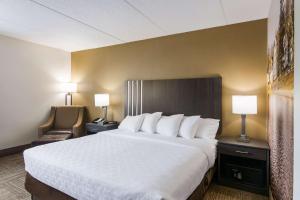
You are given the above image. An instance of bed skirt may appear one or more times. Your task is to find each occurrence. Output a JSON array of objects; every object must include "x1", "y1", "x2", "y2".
[{"x1": 25, "y1": 167, "x2": 215, "y2": 200}]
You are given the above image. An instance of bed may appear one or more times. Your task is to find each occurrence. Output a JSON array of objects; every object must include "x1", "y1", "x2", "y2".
[{"x1": 24, "y1": 77, "x2": 222, "y2": 200}]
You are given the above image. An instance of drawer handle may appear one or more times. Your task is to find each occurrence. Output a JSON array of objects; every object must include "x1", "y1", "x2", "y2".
[{"x1": 235, "y1": 150, "x2": 249, "y2": 154}]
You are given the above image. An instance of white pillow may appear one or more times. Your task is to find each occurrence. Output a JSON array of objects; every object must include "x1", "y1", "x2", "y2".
[
  {"x1": 195, "y1": 118, "x2": 220, "y2": 139},
  {"x1": 156, "y1": 114, "x2": 184, "y2": 137},
  {"x1": 140, "y1": 112, "x2": 162, "y2": 133},
  {"x1": 179, "y1": 116, "x2": 201, "y2": 139},
  {"x1": 118, "y1": 115, "x2": 145, "y2": 132}
]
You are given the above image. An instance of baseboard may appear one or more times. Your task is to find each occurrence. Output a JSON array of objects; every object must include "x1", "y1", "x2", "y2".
[{"x1": 0, "y1": 144, "x2": 31, "y2": 157}]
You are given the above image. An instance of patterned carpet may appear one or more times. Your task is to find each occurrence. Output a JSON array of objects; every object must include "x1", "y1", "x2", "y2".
[
  {"x1": 0, "y1": 154, "x2": 268, "y2": 200},
  {"x1": 0, "y1": 154, "x2": 30, "y2": 200}
]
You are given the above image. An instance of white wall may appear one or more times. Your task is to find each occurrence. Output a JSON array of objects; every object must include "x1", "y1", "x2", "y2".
[
  {"x1": 0, "y1": 35, "x2": 71, "y2": 150},
  {"x1": 294, "y1": 0, "x2": 300, "y2": 198}
]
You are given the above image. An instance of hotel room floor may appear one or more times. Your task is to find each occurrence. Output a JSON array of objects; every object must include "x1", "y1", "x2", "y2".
[{"x1": 0, "y1": 154, "x2": 268, "y2": 200}]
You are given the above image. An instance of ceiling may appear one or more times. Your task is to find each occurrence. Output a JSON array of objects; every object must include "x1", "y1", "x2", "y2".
[{"x1": 0, "y1": 0, "x2": 271, "y2": 52}]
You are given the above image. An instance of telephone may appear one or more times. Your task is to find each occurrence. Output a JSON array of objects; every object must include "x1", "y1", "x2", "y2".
[
  {"x1": 92, "y1": 118, "x2": 118, "y2": 126},
  {"x1": 93, "y1": 118, "x2": 106, "y2": 124}
]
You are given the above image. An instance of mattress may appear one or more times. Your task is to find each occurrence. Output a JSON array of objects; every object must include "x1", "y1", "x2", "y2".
[{"x1": 24, "y1": 129, "x2": 217, "y2": 200}]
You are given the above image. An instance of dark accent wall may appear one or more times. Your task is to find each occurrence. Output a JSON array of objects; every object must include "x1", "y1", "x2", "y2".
[{"x1": 71, "y1": 19, "x2": 267, "y2": 140}]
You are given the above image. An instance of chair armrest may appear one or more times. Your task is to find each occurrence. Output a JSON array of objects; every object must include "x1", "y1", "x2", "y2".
[
  {"x1": 73, "y1": 108, "x2": 86, "y2": 137},
  {"x1": 38, "y1": 107, "x2": 55, "y2": 137}
]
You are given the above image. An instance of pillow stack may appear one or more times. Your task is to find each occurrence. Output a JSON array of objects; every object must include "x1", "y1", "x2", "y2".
[
  {"x1": 156, "y1": 114, "x2": 184, "y2": 137},
  {"x1": 195, "y1": 118, "x2": 220, "y2": 139},
  {"x1": 140, "y1": 112, "x2": 162, "y2": 133},
  {"x1": 118, "y1": 115, "x2": 145, "y2": 132},
  {"x1": 118, "y1": 112, "x2": 220, "y2": 139},
  {"x1": 179, "y1": 116, "x2": 201, "y2": 139}
]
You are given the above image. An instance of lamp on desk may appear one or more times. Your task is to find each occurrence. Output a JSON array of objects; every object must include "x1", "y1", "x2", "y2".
[
  {"x1": 95, "y1": 94, "x2": 109, "y2": 123},
  {"x1": 62, "y1": 82, "x2": 77, "y2": 105},
  {"x1": 232, "y1": 95, "x2": 257, "y2": 143}
]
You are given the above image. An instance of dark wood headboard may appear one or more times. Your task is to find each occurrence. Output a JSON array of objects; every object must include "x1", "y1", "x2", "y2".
[{"x1": 124, "y1": 77, "x2": 222, "y2": 122}]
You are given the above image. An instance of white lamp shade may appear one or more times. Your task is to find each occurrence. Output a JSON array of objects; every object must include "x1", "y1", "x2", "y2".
[
  {"x1": 62, "y1": 82, "x2": 77, "y2": 93},
  {"x1": 95, "y1": 94, "x2": 109, "y2": 107},
  {"x1": 232, "y1": 95, "x2": 257, "y2": 114}
]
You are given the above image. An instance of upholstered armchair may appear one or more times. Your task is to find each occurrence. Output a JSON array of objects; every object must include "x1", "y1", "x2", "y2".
[{"x1": 38, "y1": 106, "x2": 86, "y2": 138}]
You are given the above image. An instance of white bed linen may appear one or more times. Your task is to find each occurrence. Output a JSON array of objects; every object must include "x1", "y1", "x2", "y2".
[{"x1": 24, "y1": 129, "x2": 217, "y2": 200}]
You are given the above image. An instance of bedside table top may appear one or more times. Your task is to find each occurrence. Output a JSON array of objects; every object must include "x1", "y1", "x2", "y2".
[
  {"x1": 86, "y1": 122, "x2": 119, "y2": 133},
  {"x1": 218, "y1": 137, "x2": 269, "y2": 150}
]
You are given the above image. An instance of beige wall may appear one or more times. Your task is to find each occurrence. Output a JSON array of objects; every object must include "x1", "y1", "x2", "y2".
[
  {"x1": 72, "y1": 19, "x2": 267, "y2": 140},
  {"x1": 0, "y1": 35, "x2": 71, "y2": 150}
]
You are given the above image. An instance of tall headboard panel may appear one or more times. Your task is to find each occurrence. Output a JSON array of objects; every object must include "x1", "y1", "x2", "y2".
[{"x1": 125, "y1": 77, "x2": 222, "y2": 121}]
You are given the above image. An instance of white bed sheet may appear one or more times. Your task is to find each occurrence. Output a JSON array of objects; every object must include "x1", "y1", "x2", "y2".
[{"x1": 24, "y1": 129, "x2": 217, "y2": 200}]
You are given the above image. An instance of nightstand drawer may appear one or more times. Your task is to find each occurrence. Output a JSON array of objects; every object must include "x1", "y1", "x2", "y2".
[{"x1": 218, "y1": 144, "x2": 267, "y2": 160}]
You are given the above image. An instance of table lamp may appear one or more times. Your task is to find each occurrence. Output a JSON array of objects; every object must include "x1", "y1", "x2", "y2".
[
  {"x1": 232, "y1": 95, "x2": 257, "y2": 143},
  {"x1": 95, "y1": 94, "x2": 109, "y2": 122},
  {"x1": 62, "y1": 82, "x2": 77, "y2": 105}
]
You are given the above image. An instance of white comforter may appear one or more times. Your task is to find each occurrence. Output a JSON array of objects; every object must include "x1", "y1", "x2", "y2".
[{"x1": 24, "y1": 129, "x2": 217, "y2": 200}]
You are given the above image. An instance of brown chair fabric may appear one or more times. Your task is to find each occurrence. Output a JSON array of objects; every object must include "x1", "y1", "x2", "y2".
[
  {"x1": 38, "y1": 107, "x2": 56, "y2": 137},
  {"x1": 38, "y1": 106, "x2": 86, "y2": 138},
  {"x1": 46, "y1": 129, "x2": 73, "y2": 135},
  {"x1": 54, "y1": 107, "x2": 80, "y2": 129}
]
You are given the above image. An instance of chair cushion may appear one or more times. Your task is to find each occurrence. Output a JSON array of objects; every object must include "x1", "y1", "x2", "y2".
[
  {"x1": 47, "y1": 129, "x2": 73, "y2": 135},
  {"x1": 39, "y1": 133, "x2": 72, "y2": 141},
  {"x1": 54, "y1": 107, "x2": 80, "y2": 129}
]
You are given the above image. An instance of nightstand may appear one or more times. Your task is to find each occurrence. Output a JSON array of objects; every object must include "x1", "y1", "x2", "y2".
[
  {"x1": 86, "y1": 122, "x2": 119, "y2": 135},
  {"x1": 217, "y1": 137, "x2": 270, "y2": 196}
]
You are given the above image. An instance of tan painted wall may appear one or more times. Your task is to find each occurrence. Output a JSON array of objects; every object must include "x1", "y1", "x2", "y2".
[
  {"x1": 0, "y1": 34, "x2": 71, "y2": 150},
  {"x1": 72, "y1": 19, "x2": 267, "y2": 140}
]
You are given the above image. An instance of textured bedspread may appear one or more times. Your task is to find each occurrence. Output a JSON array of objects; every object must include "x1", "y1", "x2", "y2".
[{"x1": 24, "y1": 129, "x2": 216, "y2": 200}]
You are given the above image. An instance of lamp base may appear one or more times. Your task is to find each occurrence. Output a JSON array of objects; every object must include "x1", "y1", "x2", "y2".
[
  {"x1": 65, "y1": 93, "x2": 73, "y2": 106},
  {"x1": 237, "y1": 135, "x2": 250, "y2": 143}
]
